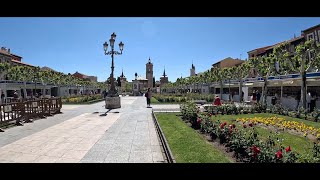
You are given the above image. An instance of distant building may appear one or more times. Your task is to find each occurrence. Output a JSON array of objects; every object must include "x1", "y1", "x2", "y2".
[
  {"x1": 41, "y1": 66, "x2": 58, "y2": 72},
  {"x1": 119, "y1": 69, "x2": 128, "y2": 92},
  {"x1": 160, "y1": 68, "x2": 169, "y2": 87},
  {"x1": 211, "y1": 57, "x2": 245, "y2": 69},
  {"x1": 0, "y1": 47, "x2": 34, "y2": 67},
  {"x1": 190, "y1": 62, "x2": 196, "y2": 77},
  {"x1": 73, "y1": 71, "x2": 98, "y2": 82},
  {"x1": 132, "y1": 73, "x2": 148, "y2": 96}
]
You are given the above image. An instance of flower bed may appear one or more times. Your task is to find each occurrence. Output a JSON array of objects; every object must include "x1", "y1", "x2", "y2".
[
  {"x1": 180, "y1": 101, "x2": 320, "y2": 163},
  {"x1": 236, "y1": 117, "x2": 320, "y2": 139}
]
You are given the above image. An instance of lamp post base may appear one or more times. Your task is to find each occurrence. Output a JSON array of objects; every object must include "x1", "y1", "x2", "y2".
[{"x1": 105, "y1": 96, "x2": 121, "y2": 109}]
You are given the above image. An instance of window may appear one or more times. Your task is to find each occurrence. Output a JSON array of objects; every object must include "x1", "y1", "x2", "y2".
[
  {"x1": 318, "y1": 30, "x2": 320, "y2": 42},
  {"x1": 307, "y1": 33, "x2": 314, "y2": 41},
  {"x1": 203, "y1": 89, "x2": 205, "y2": 93},
  {"x1": 290, "y1": 44, "x2": 295, "y2": 53}
]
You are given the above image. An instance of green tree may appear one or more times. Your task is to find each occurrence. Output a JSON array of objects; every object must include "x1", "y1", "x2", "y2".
[{"x1": 278, "y1": 40, "x2": 320, "y2": 109}]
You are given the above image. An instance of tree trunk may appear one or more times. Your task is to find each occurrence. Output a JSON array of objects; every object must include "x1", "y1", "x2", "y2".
[
  {"x1": 220, "y1": 81, "x2": 223, "y2": 99},
  {"x1": 228, "y1": 79, "x2": 231, "y2": 101},
  {"x1": 263, "y1": 77, "x2": 268, "y2": 107},
  {"x1": 301, "y1": 71, "x2": 307, "y2": 109},
  {"x1": 43, "y1": 84, "x2": 46, "y2": 98},
  {"x1": 239, "y1": 78, "x2": 243, "y2": 103},
  {"x1": 23, "y1": 81, "x2": 27, "y2": 99}
]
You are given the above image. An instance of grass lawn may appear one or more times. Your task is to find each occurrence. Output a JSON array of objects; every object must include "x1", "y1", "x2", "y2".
[
  {"x1": 155, "y1": 112, "x2": 232, "y2": 163},
  {"x1": 212, "y1": 113, "x2": 316, "y2": 156}
]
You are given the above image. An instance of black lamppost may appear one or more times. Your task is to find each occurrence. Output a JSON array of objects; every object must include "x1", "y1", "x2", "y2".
[{"x1": 103, "y1": 32, "x2": 124, "y2": 97}]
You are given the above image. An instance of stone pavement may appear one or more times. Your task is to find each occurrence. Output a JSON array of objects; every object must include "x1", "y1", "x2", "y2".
[
  {"x1": 152, "y1": 104, "x2": 180, "y2": 112},
  {"x1": 0, "y1": 97, "x2": 165, "y2": 163}
]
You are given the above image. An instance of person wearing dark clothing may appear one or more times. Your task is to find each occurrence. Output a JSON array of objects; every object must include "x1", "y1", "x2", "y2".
[
  {"x1": 145, "y1": 88, "x2": 152, "y2": 107},
  {"x1": 256, "y1": 90, "x2": 261, "y2": 103},
  {"x1": 242, "y1": 91, "x2": 244, "y2": 102},
  {"x1": 310, "y1": 92, "x2": 317, "y2": 112},
  {"x1": 252, "y1": 90, "x2": 257, "y2": 103},
  {"x1": 1, "y1": 92, "x2": 5, "y2": 104}
]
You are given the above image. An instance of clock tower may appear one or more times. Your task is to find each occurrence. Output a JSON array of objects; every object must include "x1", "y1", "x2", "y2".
[{"x1": 146, "y1": 57, "x2": 153, "y2": 88}]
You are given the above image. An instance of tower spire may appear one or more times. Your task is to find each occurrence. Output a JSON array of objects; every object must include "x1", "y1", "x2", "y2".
[
  {"x1": 192, "y1": 60, "x2": 195, "y2": 69},
  {"x1": 163, "y1": 66, "x2": 166, "y2": 77},
  {"x1": 121, "y1": 68, "x2": 124, "y2": 77},
  {"x1": 148, "y1": 57, "x2": 151, "y2": 64}
]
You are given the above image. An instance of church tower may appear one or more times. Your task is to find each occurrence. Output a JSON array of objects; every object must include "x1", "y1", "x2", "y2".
[
  {"x1": 160, "y1": 67, "x2": 168, "y2": 86},
  {"x1": 190, "y1": 61, "x2": 196, "y2": 77},
  {"x1": 146, "y1": 57, "x2": 153, "y2": 88}
]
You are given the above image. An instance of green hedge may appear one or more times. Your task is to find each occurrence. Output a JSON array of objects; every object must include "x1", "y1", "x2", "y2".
[
  {"x1": 61, "y1": 94, "x2": 103, "y2": 104},
  {"x1": 153, "y1": 93, "x2": 215, "y2": 103}
]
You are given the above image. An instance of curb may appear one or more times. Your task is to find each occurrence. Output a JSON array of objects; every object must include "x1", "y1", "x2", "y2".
[{"x1": 152, "y1": 110, "x2": 176, "y2": 163}]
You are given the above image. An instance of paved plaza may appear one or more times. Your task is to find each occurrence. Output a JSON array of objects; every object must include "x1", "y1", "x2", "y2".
[{"x1": 0, "y1": 97, "x2": 167, "y2": 163}]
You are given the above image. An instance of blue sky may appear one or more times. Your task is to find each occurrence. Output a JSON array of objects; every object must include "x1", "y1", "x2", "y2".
[{"x1": 0, "y1": 17, "x2": 319, "y2": 82}]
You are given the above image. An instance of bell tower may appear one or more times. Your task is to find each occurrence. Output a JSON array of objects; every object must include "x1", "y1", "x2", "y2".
[{"x1": 146, "y1": 57, "x2": 153, "y2": 88}]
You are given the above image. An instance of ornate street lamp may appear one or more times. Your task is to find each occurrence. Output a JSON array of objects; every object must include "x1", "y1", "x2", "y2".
[{"x1": 103, "y1": 32, "x2": 124, "y2": 109}]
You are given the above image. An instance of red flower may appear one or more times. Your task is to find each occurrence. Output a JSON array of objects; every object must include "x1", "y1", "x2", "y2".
[
  {"x1": 229, "y1": 125, "x2": 233, "y2": 129},
  {"x1": 249, "y1": 122, "x2": 253, "y2": 127},
  {"x1": 251, "y1": 145, "x2": 261, "y2": 154},
  {"x1": 276, "y1": 150, "x2": 283, "y2": 159},
  {"x1": 243, "y1": 124, "x2": 247, "y2": 128},
  {"x1": 209, "y1": 113, "x2": 212, "y2": 117},
  {"x1": 197, "y1": 118, "x2": 202, "y2": 124},
  {"x1": 229, "y1": 128, "x2": 233, "y2": 133},
  {"x1": 285, "y1": 146, "x2": 291, "y2": 153},
  {"x1": 223, "y1": 122, "x2": 227, "y2": 126},
  {"x1": 251, "y1": 145, "x2": 261, "y2": 158},
  {"x1": 220, "y1": 123, "x2": 225, "y2": 129},
  {"x1": 232, "y1": 124, "x2": 236, "y2": 128}
]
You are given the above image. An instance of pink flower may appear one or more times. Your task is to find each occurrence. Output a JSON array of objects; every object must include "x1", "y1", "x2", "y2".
[{"x1": 243, "y1": 124, "x2": 247, "y2": 128}]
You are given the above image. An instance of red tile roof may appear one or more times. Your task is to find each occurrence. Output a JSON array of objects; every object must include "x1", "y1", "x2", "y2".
[
  {"x1": 265, "y1": 36, "x2": 304, "y2": 51},
  {"x1": 247, "y1": 45, "x2": 273, "y2": 54},
  {"x1": 0, "y1": 49, "x2": 11, "y2": 56},
  {"x1": 11, "y1": 59, "x2": 35, "y2": 67}
]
